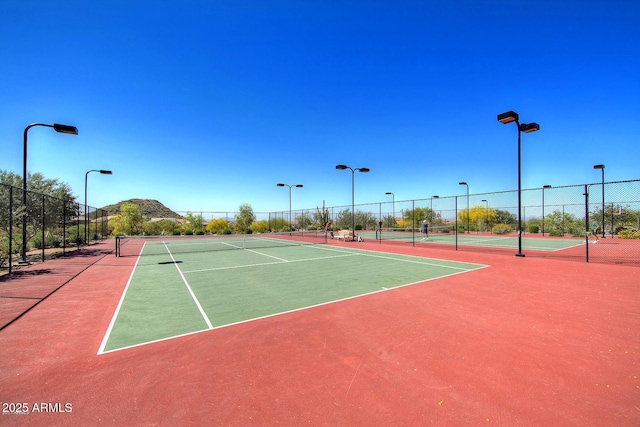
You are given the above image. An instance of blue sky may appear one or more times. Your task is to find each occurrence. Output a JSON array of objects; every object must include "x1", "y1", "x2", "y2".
[{"x1": 1, "y1": 1, "x2": 638, "y2": 214}]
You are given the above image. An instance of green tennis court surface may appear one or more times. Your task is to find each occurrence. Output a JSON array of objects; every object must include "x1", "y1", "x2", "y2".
[
  {"x1": 99, "y1": 241, "x2": 486, "y2": 354},
  {"x1": 360, "y1": 230, "x2": 584, "y2": 251}
]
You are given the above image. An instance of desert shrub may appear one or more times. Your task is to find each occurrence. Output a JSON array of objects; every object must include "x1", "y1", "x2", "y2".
[
  {"x1": 528, "y1": 225, "x2": 539, "y2": 233},
  {"x1": 617, "y1": 229, "x2": 640, "y2": 239},
  {"x1": 492, "y1": 224, "x2": 512, "y2": 235}
]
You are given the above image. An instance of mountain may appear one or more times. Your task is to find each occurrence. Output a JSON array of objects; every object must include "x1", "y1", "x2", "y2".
[{"x1": 101, "y1": 199, "x2": 182, "y2": 219}]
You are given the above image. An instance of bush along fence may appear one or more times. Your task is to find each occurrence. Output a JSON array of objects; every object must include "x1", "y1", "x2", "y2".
[{"x1": 1, "y1": 183, "x2": 109, "y2": 273}]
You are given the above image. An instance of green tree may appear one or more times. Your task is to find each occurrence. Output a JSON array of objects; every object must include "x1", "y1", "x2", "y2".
[
  {"x1": 295, "y1": 211, "x2": 312, "y2": 230},
  {"x1": 112, "y1": 203, "x2": 144, "y2": 235},
  {"x1": 494, "y1": 209, "x2": 517, "y2": 226},
  {"x1": 183, "y1": 212, "x2": 204, "y2": 234},
  {"x1": 144, "y1": 219, "x2": 179, "y2": 236},
  {"x1": 334, "y1": 208, "x2": 352, "y2": 230},
  {"x1": 1, "y1": 170, "x2": 76, "y2": 253},
  {"x1": 234, "y1": 203, "x2": 255, "y2": 233},
  {"x1": 403, "y1": 207, "x2": 434, "y2": 229}
]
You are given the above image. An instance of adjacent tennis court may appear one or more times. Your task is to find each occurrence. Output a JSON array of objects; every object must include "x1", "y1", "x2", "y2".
[
  {"x1": 362, "y1": 228, "x2": 584, "y2": 251},
  {"x1": 99, "y1": 235, "x2": 487, "y2": 353}
]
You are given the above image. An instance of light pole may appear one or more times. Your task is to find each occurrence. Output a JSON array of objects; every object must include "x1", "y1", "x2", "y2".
[
  {"x1": 85, "y1": 170, "x2": 112, "y2": 244},
  {"x1": 542, "y1": 185, "x2": 551, "y2": 236},
  {"x1": 498, "y1": 110, "x2": 540, "y2": 257},
  {"x1": 459, "y1": 182, "x2": 469, "y2": 233},
  {"x1": 431, "y1": 195, "x2": 439, "y2": 224},
  {"x1": 277, "y1": 183, "x2": 303, "y2": 233},
  {"x1": 21, "y1": 123, "x2": 78, "y2": 264},
  {"x1": 336, "y1": 164, "x2": 369, "y2": 240},
  {"x1": 385, "y1": 192, "x2": 395, "y2": 227},
  {"x1": 481, "y1": 199, "x2": 489, "y2": 232},
  {"x1": 593, "y1": 164, "x2": 605, "y2": 238}
]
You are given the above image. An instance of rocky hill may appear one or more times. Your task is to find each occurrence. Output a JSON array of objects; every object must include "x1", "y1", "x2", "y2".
[{"x1": 101, "y1": 199, "x2": 182, "y2": 219}]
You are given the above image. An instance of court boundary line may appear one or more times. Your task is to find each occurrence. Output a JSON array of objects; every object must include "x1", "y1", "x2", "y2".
[
  {"x1": 97, "y1": 243, "x2": 147, "y2": 354},
  {"x1": 183, "y1": 252, "x2": 360, "y2": 274},
  {"x1": 98, "y1": 260, "x2": 488, "y2": 355},
  {"x1": 164, "y1": 242, "x2": 213, "y2": 329}
]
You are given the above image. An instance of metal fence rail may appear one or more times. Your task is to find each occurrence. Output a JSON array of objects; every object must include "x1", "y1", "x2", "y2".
[
  {"x1": 270, "y1": 180, "x2": 640, "y2": 266},
  {"x1": 1, "y1": 183, "x2": 109, "y2": 273}
]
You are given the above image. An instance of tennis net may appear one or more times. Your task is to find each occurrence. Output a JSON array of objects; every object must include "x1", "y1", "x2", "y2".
[
  {"x1": 115, "y1": 231, "x2": 328, "y2": 257},
  {"x1": 372, "y1": 226, "x2": 457, "y2": 241}
]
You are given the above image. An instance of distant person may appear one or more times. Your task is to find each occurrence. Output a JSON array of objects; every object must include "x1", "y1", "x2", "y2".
[
  {"x1": 589, "y1": 219, "x2": 600, "y2": 244},
  {"x1": 421, "y1": 220, "x2": 428, "y2": 240}
]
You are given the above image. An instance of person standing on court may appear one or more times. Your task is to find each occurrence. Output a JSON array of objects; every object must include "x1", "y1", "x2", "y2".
[
  {"x1": 589, "y1": 218, "x2": 600, "y2": 244},
  {"x1": 421, "y1": 220, "x2": 428, "y2": 240}
]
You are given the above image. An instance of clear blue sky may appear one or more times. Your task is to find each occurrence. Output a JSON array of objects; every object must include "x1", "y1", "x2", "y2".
[{"x1": 1, "y1": 1, "x2": 638, "y2": 214}]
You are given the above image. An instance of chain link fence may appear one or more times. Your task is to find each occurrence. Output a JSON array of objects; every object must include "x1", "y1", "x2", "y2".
[
  {"x1": 272, "y1": 180, "x2": 640, "y2": 266},
  {"x1": 5, "y1": 180, "x2": 636, "y2": 271},
  {"x1": 1, "y1": 183, "x2": 109, "y2": 273}
]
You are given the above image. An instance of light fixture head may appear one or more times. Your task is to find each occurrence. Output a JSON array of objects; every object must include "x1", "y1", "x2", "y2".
[
  {"x1": 519, "y1": 122, "x2": 540, "y2": 133},
  {"x1": 593, "y1": 164, "x2": 605, "y2": 170},
  {"x1": 53, "y1": 123, "x2": 78, "y2": 135},
  {"x1": 295, "y1": 184, "x2": 303, "y2": 188},
  {"x1": 385, "y1": 192, "x2": 392, "y2": 195},
  {"x1": 497, "y1": 111, "x2": 519, "y2": 124},
  {"x1": 100, "y1": 170, "x2": 112, "y2": 175},
  {"x1": 335, "y1": 164, "x2": 348, "y2": 170},
  {"x1": 459, "y1": 182, "x2": 467, "y2": 186},
  {"x1": 276, "y1": 183, "x2": 286, "y2": 187},
  {"x1": 358, "y1": 168, "x2": 370, "y2": 173}
]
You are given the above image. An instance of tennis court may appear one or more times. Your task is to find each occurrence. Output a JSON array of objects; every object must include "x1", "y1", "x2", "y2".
[
  {"x1": 362, "y1": 228, "x2": 583, "y2": 251},
  {"x1": 100, "y1": 234, "x2": 487, "y2": 353}
]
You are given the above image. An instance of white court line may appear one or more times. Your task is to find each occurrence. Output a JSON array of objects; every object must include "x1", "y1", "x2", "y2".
[
  {"x1": 97, "y1": 242, "x2": 147, "y2": 355},
  {"x1": 244, "y1": 248, "x2": 289, "y2": 262},
  {"x1": 162, "y1": 242, "x2": 213, "y2": 329},
  {"x1": 183, "y1": 252, "x2": 360, "y2": 274},
  {"x1": 99, "y1": 259, "x2": 487, "y2": 355}
]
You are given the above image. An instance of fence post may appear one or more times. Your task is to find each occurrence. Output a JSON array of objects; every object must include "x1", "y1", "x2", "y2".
[
  {"x1": 585, "y1": 185, "x2": 589, "y2": 263},
  {"x1": 8, "y1": 186, "x2": 13, "y2": 274},
  {"x1": 41, "y1": 194, "x2": 45, "y2": 263}
]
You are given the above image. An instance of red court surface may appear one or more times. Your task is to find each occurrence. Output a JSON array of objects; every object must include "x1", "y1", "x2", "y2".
[{"x1": 1, "y1": 240, "x2": 639, "y2": 426}]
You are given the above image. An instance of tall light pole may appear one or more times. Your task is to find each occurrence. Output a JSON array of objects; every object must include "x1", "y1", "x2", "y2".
[
  {"x1": 385, "y1": 192, "x2": 395, "y2": 227},
  {"x1": 481, "y1": 199, "x2": 489, "y2": 232},
  {"x1": 542, "y1": 185, "x2": 551, "y2": 236},
  {"x1": 85, "y1": 170, "x2": 112, "y2": 244},
  {"x1": 21, "y1": 123, "x2": 78, "y2": 263},
  {"x1": 459, "y1": 182, "x2": 469, "y2": 233},
  {"x1": 593, "y1": 164, "x2": 605, "y2": 238},
  {"x1": 336, "y1": 164, "x2": 369, "y2": 240},
  {"x1": 498, "y1": 110, "x2": 540, "y2": 257},
  {"x1": 277, "y1": 183, "x2": 303, "y2": 233}
]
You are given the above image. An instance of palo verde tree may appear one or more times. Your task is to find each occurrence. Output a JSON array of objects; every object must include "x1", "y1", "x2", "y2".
[
  {"x1": 234, "y1": 203, "x2": 255, "y2": 234},
  {"x1": 110, "y1": 203, "x2": 145, "y2": 236},
  {"x1": 183, "y1": 212, "x2": 205, "y2": 234}
]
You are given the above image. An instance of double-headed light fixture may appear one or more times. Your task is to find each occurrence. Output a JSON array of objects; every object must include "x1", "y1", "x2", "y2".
[
  {"x1": 336, "y1": 164, "x2": 369, "y2": 239},
  {"x1": 497, "y1": 110, "x2": 540, "y2": 257},
  {"x1": 277, "y1": 183, "x2": 303, "y2": 233}
]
